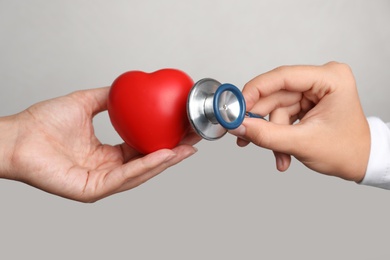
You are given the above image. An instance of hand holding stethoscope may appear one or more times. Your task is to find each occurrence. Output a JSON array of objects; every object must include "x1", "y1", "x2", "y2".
[{"x1": 187, "y1": 78, "x2": 265, "y2": 140}]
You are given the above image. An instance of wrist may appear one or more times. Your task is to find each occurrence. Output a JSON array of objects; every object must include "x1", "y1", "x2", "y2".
[{"x1": 0, "y1": 114, "x2": 19, "y2": 180}]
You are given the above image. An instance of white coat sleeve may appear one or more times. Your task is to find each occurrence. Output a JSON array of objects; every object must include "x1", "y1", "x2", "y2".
[{"x1": 360, "y1": 117, "x2": 390, "y2": 189}]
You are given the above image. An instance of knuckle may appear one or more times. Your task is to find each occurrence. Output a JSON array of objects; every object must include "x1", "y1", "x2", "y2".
[
  {"x1": 272, "y1": 65, "x2": 289, "y2": 74},
  {"x1": 325, "y1": 61, "x2": 354, "y2": 77},
  {"x1": 324, "y1": 61, "x2": 356, "y2": 89}
]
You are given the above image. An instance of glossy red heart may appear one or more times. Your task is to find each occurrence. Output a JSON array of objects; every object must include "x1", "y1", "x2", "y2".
[{"x1": 108, "y1": 69, "x2": 194, "y2": 154}]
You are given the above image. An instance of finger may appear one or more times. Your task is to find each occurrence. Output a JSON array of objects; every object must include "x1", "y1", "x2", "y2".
[
  {"x1": 116, "y1": 129, "x2": 199, "y2": 167},
  {"x1": 122, "y1": 149, "x2": 177, "y2": 178},
  {"x1": 236, "y1": 137, "x2": 250, "y2": 147},
  {"x1": 179, "y1": 131, "x2": 202, "y2": 146},
  {"x1": 240, "y1": 118, "x2": 303, "y2": 155},
  {"x1": 71, "y1": 87, "x2": 110, "y2": 116},
  {"x1": 228, "y1": 127, "x2": 251, "y2": 147},
  {"x1": 229, "y1": 100, "x2": 302, "y2": 157},
  {"x1": 269, "y1": 105, "x2": 301, "y2": 171},
  {"x1": 249, "y1": 90, "x2": 302, "y2": 117},
  {"x1": 114, "y1": 145, "x2": 197, "y2": 193},
  {"x1": 104, "y1": 149, "x2": 171, "y2": 184},
  {"x1": 299, "y1": 96, "x2": 315, "y2": 120},
  {"x1": 269, "y1": 103, "x2": 302, "y2": 125},
  {"x1": 274, "y1": 151, "x2": 290, "y2": 172},
  {"x1": 116, "y1": 142, "x2": 141, "y2": 163},
  {"x1": 242, "y1": 63, "x2": 337, "y2": 110}
]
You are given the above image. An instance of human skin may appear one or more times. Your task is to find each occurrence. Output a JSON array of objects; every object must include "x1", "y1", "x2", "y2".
[
  {"x1": 230, "y1": 62, "x2": 370, "y2": 182},
  {"x1": 0, "y1": 87, "x2": 200, "y2": 202}
]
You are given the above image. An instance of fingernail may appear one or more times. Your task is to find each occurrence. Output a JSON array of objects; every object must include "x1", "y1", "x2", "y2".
[
  {"x1": 229, "y1": 125, "x2": 246, "y2": 136},
  {"x1": 276, "y1": 155, "x2": 283, "y2": 171},
  {"x1": 186, "y1": 146, "x2": 198, "y2": 158}
]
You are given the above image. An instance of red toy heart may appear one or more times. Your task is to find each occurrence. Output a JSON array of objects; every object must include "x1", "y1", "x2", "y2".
[{"x1": 108, "y1": 69, "x2": 194, "y2": 154}]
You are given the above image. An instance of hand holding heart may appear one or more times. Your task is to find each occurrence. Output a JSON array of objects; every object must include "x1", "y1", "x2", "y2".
[
  {"x1": 108, "y1": 69, "x2": 195, "y2": 154},
  {"x1": 0, "y1": 84, "x2": 199, "y2": 202}
]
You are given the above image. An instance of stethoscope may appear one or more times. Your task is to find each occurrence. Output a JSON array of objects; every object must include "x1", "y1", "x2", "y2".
[{"x1": 187, "y1": 78, "x2": 265, "y2": 140}]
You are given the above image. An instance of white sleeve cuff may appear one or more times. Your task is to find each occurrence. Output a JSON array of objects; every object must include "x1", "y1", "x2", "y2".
[{"x1": 360, "y1": 117, "x2": 390, "y2": 189}]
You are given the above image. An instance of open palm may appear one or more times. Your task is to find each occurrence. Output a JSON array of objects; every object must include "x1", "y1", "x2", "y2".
[{"x1": 8, "y1": 87, "x2": 199, "y2": 202}]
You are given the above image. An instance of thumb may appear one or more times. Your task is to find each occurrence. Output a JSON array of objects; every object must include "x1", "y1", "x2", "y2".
[
  {"x1": 235, "y1": 118, "x2": 301, "y2": 155},
  {"x1": 70, "y1": 87, "x2": 110, "y2": 116}
]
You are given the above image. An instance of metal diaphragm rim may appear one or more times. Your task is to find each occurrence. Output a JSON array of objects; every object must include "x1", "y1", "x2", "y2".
[{"x1": 187, "y1": 78, "x2": 227, "y2": 140}]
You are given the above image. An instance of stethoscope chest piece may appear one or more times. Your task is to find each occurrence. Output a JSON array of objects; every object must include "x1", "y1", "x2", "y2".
[{"x1": 187, "y1": 78, "x2": 246, "y2": 140}]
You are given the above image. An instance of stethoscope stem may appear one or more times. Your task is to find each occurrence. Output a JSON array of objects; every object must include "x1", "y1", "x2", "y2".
[{"x1": 245, "y1": 111, "x2": 266, "y2": 120}]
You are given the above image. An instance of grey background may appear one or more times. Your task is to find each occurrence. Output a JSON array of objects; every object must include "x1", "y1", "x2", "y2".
[{"x1": 1, "y1": 0, "x2": 390, "y2": 259}]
